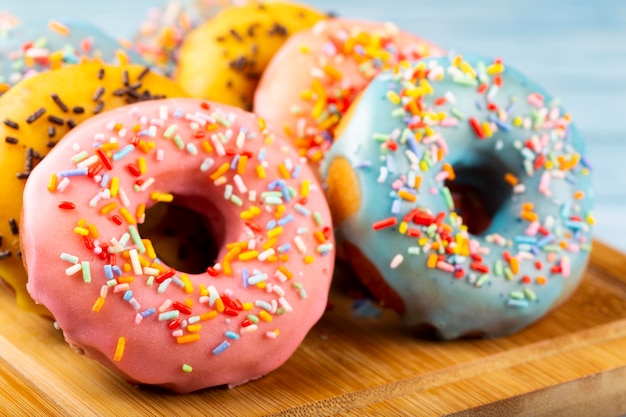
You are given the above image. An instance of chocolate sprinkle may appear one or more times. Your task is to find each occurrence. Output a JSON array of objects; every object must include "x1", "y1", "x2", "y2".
[
  {"x1": 8, "y1": 218, "x2": 18, "y2": 235},
  {"x1": 67, "y1": 119, "x2": 77, "y2": 129},
  {"x1": 94, "y1": 101, "x2": 105, "y2": 115},
  {"x1": 0, "y1": 250, "x2": 11, "y2": 260},
  {"x1": 48, "y1": 115, "x2": 65, "y2": 125},
  {"x1": 92, "y1": 86, "x2": 105, "y2": 101},
  {"x1": 97, "y1": 67, "x2": 105, "y2": 80},
  {"x1": 3, "y1": 119, "x2": 19, "y2": 129},
  {"x1": 73, "y1": 106, "x2": 85, "y2": 114},
  {"x1": 26, "y1": 108, "x2": 46, "y2": 124},
  {"x1": 51, "y1": 93, "x2": 69, "y2": 113},
  {"x1": 137, "y1": 66, "x2": 151, "y2": 81},
  {"x1": 48, "y1": 126, "x2": 56, "y2": 138},
  {"x1": 5, "y1": 136, "x2": 18, "y2": 144}
]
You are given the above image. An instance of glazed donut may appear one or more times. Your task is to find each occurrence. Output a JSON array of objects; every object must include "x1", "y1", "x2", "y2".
[
  {"x1": 21, "y1": 98, "x2": 335, "y2": 393},
  {"x1": 254, "y1": 18, "x2": 445, "y2": 166},
  {"x1": 323, "y1": 55, "x2": 594, "y2": 339},
  {"x1": 0, "y1": 18, "x2": 136, "y2": 95},
  {"x1": 0, "y1": 63, "x2": 186, "y2": 314},
  {"x1": 176, "y1": 1, "x2": 326, "y2": 109},
  {"x1": 134, "y1": 0, "x2": 236, "y2": 75}
]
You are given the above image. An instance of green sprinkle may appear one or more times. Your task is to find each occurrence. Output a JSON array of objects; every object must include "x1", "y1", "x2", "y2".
[
  {"x1": 173, "y1": 134, "x2": 185, "y2": 150},
  {"x1": 247, "y1": 314, "x2": 259, "y2": 324},
  {"x1": 70, "y1": 150, "x2": 88, "y2": 164},
  {"x1": 182, "y1": 364, "x2": 193, "y2": 373},
  {"x1": 450, "y1": 107, "x2": 465, "y2": 120},
  {"x1": 263, "y1": 196, "x2": 282, "y2": 205},
  {"x1": 494, "y1": 260, "x2": 503, "y2": 277},
  {"x1": 128, "y1": 225, "x2": 146, "y2": 253},
  {"x1": 159, "y1": 310, "x2": 179, "y2": 321},
  {"x1": 452, "y1": 74, "x2": 478, "y2": 87},
  {"x1": 504, "y1": 267, "x2": 514, "y2": 281},
  {"x1": 475, "y1": 274, "x2": 490, "y2": 287},
  {"x1": 60, "y1": 253, "x2": 79, "y2": 264},
  {"x1": 213, "y1": 113, "x2": 230, "y2": 127},
  {"x1": 441, "y1": 186, "x2": 454, "y2": 210},
  {"x1": 407, "y1": 246, "x2": 421, "y2": 255},
  {"x1": 230, "y1": 195, "x2": 243, "y2": 207},
  {"x1": 163, "y1": 124, "x2": 178, "y2": 139},
  {"x1": 524, "y1": 288, "x2": 537, "y2": 301},
  {"x1": 391, "y1": 108, "x2": 406, "y2": 118},
  {"x1": 146, "y1": 276, "x2": 155, "y2": 287},
  {"x1": 313, "y1": 212, "x2": 324, "y2": 227},
  {"x1": 81, "y1": 261, "x2": 91, "y2": 283},
  {"x1": 372, "y1": 132, "x2": 390, "y2": 142},
  {"x1": 541, "y1": 244, "x2": 562, "y2": 253},
  {"x1": 509, "y1": 291, "x2": 525, "y2": 300}
]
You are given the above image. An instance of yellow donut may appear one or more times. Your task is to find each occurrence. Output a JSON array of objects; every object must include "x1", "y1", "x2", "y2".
[
  {"x1": 176, "y1": 1, "x2": 326, "y2": 109},
  {"x1": 0, "y1": 63, "x2": 187, "y2": 315}
]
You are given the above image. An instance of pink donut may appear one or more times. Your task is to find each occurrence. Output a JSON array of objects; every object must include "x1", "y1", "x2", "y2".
[
  {"x1": 21, "y1": 98, "x2": 335, "y2": 393},
  {"x1": 254, "y1": 18, "x2": 445, "y2": 167}
]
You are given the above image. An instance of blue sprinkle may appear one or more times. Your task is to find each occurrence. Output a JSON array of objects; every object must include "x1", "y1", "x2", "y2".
[
  {"x1": 277, "y1": 243, "x2": 291, "y2": 253},
  {"x1": 242, "y1": 268, "x2": 249, "y2": 288},
  {"x1": 100, "y1": 173, "x2": 110, "y2": 188},
  {"x1": 537, "y1": 234, "x2": 555, "y2": 247},
  {"x1": 140, "y1": 308, "x2": 156, "y2": 318},
  {"x1": 507, "y1": 298, "x2": 530, "y2": 308},
  {"x1": 172, "y1": 276, "x2": 185, "y2": 287},
  {"x1": 354, "y1": 160, "x2": 372, "y2": 169},
  {"x1": 580, "y1": 155, "x2": 593, "y2": 170},
  {"x1": 173, "y1": 108, "x2": 184, "y2": 118},
  {"x1": 225, "y1": 331, "x2": 240, "y2": 340},
  {"x1": 123, "y1": 290, "x2": 133, "y2": 301},
  {"x1": 112, "y1": 144, "x2": 135, "y2": 161},
  {"x1": 475, "y1": 100, "x2": 484, "y2": 110},
  {"x1": 267, "y1": 179, "x2": 280, "y2": 190},
  {"x1": 564, "y1": 220, "x2": 584, "y2": 230},
  {"x1": 230, "y1": 154, "x2": 240, "y2": 171},
  {"x1": 294, "y1": 204, "x2": 311, "y2": 216},
  {"x1": 560, "y1": 203, "x2": 571, "y2": 218},
  {"x1": 514, "y1": 236, "x2": 538, "y2": 245},
  {"x1": 112, "y1": 265, "x2": 122, "y2": 276},
  {"x1": 407, "y1": 134, "x2": 420, "y2": 157},
  {"x1": 489, "y1": 114, "x2": 512, "y2": 132},
  {"x1": 104, "y1": 265, "x2": 113, "y2": 280},
  {"x1": 258, "y1": 148, "x2": 266, "y2": 161},
  {"x1": 505, "y1": 102, "x2": 517, "y2": 115},
  {"x1": 57, "y1": 167, "x2": 89, "y2": 177},
  {"x1": 391, "y1": 199, "x2": 402, "y2": 215},
  {"x1": 291, "y1": 165, "x2": 302, "y2": 179},
  {"x1": 212, "y1": 340, "x2": 231, "y2": 355},
  {"x1": 266, "y1": 219, "x2": 277, "y2": 230},
  {"x1": 277, "y1": 214, "x2": 294, "y2": 226},
  {"x1": 279, "y1": 180, "x2": 291, "y2": 202},
  {"x1": 386, "y1": 155, "x2": 395, "y2": 174}
]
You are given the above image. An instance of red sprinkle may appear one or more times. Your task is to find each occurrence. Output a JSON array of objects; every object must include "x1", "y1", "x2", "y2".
[
  {"x1": 58, "y1": 201, "x2": 76, "y2": 210},
  {"x1": 126, "y1": 163, "x2": 141, "y2": 177},
  {"x1": 168, "y1": 319, "x2": 183, "y2": 330},
  {"x1": 173, "y1": 301, "x2": 192, "y2": 315},
  {"x1": 372, "y1": 217, "x2": 398, "y2": 231},
  {"x1": 111, "y1": 215, "x2": 123, "y2": 225},
  {"x1": 206, "y1": 266, "x2": 220, "y2": 277},
  {"x1": 96, "y1": 147, "x2": 113, "y2": 170},
  {"x1": 469, "y1": 117, "x2": 485, "y2": 139},
  {"x1": 155, "y1": 269, "x2": 176, "y2": 283},
  {"x1": 470, "y1": 262, "x2": 490, "y2": 274}
]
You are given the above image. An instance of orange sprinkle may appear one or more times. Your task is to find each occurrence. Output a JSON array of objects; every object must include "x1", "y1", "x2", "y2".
[
  {"x1": 200, "y1": 140, "x2": 213, "y2": 154},
  {"x1": 113, "y1": 337, "x2": 125, "y2": 362},
  {"x1": 215, "y1": 298, "x2": 225, "y2": 313},
  {"x1": 278, "y1": 265, "x2": 293, "y2": 280},
  {"x1": 259, "y1": 310, "x2": 273, "y2": 322},
  {"x1": 536, "y1": 276, "x2": 547, "y2": 285},
  {"x1": 521, "y1": 202, "x2": 534, "y2": 211},
  {"x1": 92, "y1": 297, "x2": 105, "y2": 312},
  {"x1": 520, "y1": 211, "x2": 538, "y2": 222},
  {"x1": 509, "y1": 257, "x2": 519, "y2": 275},
  {"x1": 314, "y1": 230, "x2": 326, "y2": 244},
  {"x1": 278, "y1": 163, "x2": 291, "y2": 179},
  {"x1": 100, "y1": 202, "x2": 118, "y2": 215},
  {"x1": 48, "y1": 20, "x2": 70, "y2": 36},
  {"x1": 442, "y1": 163, "x2": 455, "y2": 181},
  {"x1": 209, "y1": 162, "x2": 230, "y2": 180},
  {"x1": 136, "y1": 203, "x2": 146, "y2": 223},
  {"x1": 201, "y1": 310, "x2": 218, "y2": 321},
  {"x1": 323, "y1": 64, "x2": 343, "y2": 81},
  {"x1": 88, "y1": 223, "x2": 100, "y2": 239},
  {"x1": 398, "y1": 189, "x2": 417, "y2": 202},
  {"x1": 237, "y1": 155, "x2": 248, "y2": 175},
  {"x1": 504, "y1": 173, "x2": 519, "y2": 186},
  {"x1": 177, "y1": 334, "x2": 201, "y2": 344},
  {"x1": 573, "y1": 190, "x2": 585, "y2": 200},
  {"x1": 427, "y1": 253, "x2": 438, "y2": 268},
  {"x1": 414, "y1": 175, "x2": 422, "y2": 189}
]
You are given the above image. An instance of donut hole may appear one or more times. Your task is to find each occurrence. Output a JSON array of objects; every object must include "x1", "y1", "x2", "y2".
[
  {"x1": 445, "y1": 163, "x2": 513, "y2": 235},
  {"x1": 138, "y1": 196, "x2": 225, "y2": 274}
]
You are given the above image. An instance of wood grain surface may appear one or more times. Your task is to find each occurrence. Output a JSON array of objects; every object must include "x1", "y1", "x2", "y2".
[{"x1": 0, "y1": 240, "x2": 625, "y2": 416}]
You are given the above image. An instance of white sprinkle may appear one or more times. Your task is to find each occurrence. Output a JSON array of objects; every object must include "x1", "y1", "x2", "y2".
[{"x1": 390, "y1": 254, "x2": 404, "y2": 269}]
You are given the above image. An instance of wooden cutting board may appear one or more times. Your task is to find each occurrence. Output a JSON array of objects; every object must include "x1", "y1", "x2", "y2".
[{"x1": 1, "y1": 240, "x2": 626, "y2": 416}]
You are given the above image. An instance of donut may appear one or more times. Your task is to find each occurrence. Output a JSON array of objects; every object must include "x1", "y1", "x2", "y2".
[
  {"x1": 176, "y1": 1, "x2": 326, "y2": 110},
  {"x1": 0, "y1": 18, "x2": 137, "y2": 95},
  {"x1": 254, "y1": 18, "x2": 445, "y2": 166},
  {"x1": 323, "y1": 55, "x2": 594, "y2": 339},
  {"x1": 0, "y1": 63, "x2": 186, "y2": 314},
  {"x1": 133, "y1": 0, "x2": 237, "y2": 75},
  {"x1": 21, "y1": 98, "x2": 335, "y2": 392}
]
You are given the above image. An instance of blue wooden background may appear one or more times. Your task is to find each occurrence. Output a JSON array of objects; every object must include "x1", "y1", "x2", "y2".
[{"x1": 4, "y1": 0, "x2": 626, "y2": 252}]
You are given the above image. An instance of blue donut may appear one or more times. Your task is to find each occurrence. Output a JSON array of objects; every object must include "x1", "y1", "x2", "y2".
[
  {"x1": 0, "y1": 18, "x2": 140, "y2": 94},
  {"x1": 323, "y1": 54, "x2": 594, "y2": 339}
]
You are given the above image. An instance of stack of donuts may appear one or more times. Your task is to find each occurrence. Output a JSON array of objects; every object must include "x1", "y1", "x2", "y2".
[{"x1": 0, "y1": 0, "x2": 594, "y2": 393}]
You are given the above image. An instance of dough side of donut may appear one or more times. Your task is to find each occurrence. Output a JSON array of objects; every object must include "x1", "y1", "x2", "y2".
[
  {"x1": 255, "y1": 18, "x2": 445, "y2": 166},
  {"x1": 0, "y1": 63, "x2": 187, "y2": 314},
  {"x1": 324, "y1": 55, "x2": 594, "y2": 339},
  {"x1": 176, "y1": 1, "x2": 326, "y2": 110},
  {"x1": 21, "y1": 98, "x2": 335, "y2": 392}
]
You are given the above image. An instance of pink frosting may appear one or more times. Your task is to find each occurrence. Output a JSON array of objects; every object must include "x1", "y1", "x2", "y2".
[
  {"x1": 254, "y1": 18, "x2": 445, "y2": 168},
  {"x1": 22, "y1": 98, "x2": 335, "y2": 393}
]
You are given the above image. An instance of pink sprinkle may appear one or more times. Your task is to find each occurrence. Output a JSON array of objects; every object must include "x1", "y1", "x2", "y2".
[
  {"x1": 538, "y1": 171, "x2": 551, "y2": 196},
  {"x1": 525, "y1": 220, "x2": 540, "y2": 236},
  {"x1": 561, "y1": 256, "x2": 571, "y2": 278},
  {"x1": 440, "y1": 117, "x2": 458, "y2": 127},
  {"x1": 391, "y1": 178, "x2": 405, "y2": 190},
  {"x1": 436, "y1": 261, "x2": 455, "y2": 273},
  {"x1": 527, "y1": 92, "x2": 544, "y2": 108}
]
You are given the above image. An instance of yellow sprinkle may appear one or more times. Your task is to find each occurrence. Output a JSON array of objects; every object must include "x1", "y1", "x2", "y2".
[
  {"x1": 242, "y1": 302, "x2": 254, "y2": 310},
  {"x1": 73, "y1": 227, "x2": 90, "y2": 236},
  {"x1": 278, "y1": 163, "x2": 291, "y2": 179},
  {"x1": 119, "y1": 207, "x2": 136, "y2": 225},
  {"x1": 427, "y1": 253, "x2": 438, "y2": 268},
  {"x1": 143, "y1": 239, "x2": 157, "y2": 260},
  {"x1": 137, "y1": 157, "x2": 147, "y2": 175},
  {"x1": 209, "y1": 162, "x2": 230, "y2": 181},
  {"x1": 279, "y1": 254, "x2": 289, "y2": 262},
  {"x1": 137, "y1": 140, "x2": 151, "y2": 154},
  {"x1": 419, "y1": 160, "x2": 429, "y2": 172},
  {"x1": 586, "y1": 214, "x2": 595, "y2": 225},
  {"x1": 301, "y1": 180, "x2": 310, "y2": 198},
  {"x1": 513, "y1": 116, "x2": 523, "y2": 127},
  {"x1": 459, "y1": 60, "x2": 477, "y2": 78},
  {"x1": 386, "y1": 90, "x2": 401, "y2": 105},
  {"x1": 100, "y1": 202, "x2": 118, "y2": 215},
  {"x1": 323, "y1": 64, "x2": 343, "y2": 81},
  {"x1": 181, "y1": 273, "x2": 194, "y2": 294},
  {"x1": 298, "y1": 45, "x2": 310, "y2": 54},
  {"x1": 398, "y1": 189, "x2": 417, "y2": 202},
  {"x1": 116, "y1": 49, "x2": 129, "y2": 66},
  {"x1": 398, "y1": 221, "x2": 408, "y2": 235},
  {"x1": 262, "y1": 238, "x2": 277, "y2": 251},
  {"x1": 239, "y1": 250, "x2": 260, "y2": 261},
  {"x1": 267, "y1": 226, "x2": 284, "y2": 239},
  {"x1": 201, "y1": 310, "x2": 218, "y2": 321},
  {"x1": 110, "y1": 177, "x2": 119, "y2": 197},
  {"x1": 256, "y1": 164, "x2": 266, "y2": 179},
  {"x1": 215, "y1": 298, "x2": 225, "y2": 313},
  {"x1": 150, "y1": 192, "x2": 174, "y2": 203},
  {"x1": 186, "y1": 324, "x2": 202, "y2": 333},
  {"x1": 222, "y1": 261, "x2": 232, "y2": 276},
  {"x1": 113, "y1": 337, "x2": 125, "y2": 362},
  {"x1": 413, "y1": 175, "x2": 422, "y2": 189},
  {"x1": 237, "y1": 155, "x2": 248, "y2": 175},
  {"x1": 304, "y1": 255, "x2": 315, "y2": 264},
  {"x1": 88, "y1": 223, "x2": 100, "y2": 239},
  {"x1": 258, "y1": 117, "x2": 266, "y2": 132},
  {"x1": 278, "y1": 265, "x2": 294, "y2": 280},
  {"x1": 311, "y1": 98, "x2": 326, "y2": 120},
  {"x1": 92, "y1": 297, "x2": 105, "y2": 312},
  {"x1": 177, "y1": 334, "x2": 201, "y2": 344},
  {"x1": 48, "y1": 20, "x2": 70, "y2": 36},
  {"x1": 486, "y1": 62, "x2": 505, "y2": 75},
  {"x1": 136, "y1": 203, "x2": 146, "y2": 223},
  {"x1": 259, "y1": 310, "x2": 273, "y2": 322},
  {"x1": 47, "y1": 174, "x2": 57, "y2": 192},
  {"x1": 482, "y1": 121, "x2": 493, "y2": 138}
]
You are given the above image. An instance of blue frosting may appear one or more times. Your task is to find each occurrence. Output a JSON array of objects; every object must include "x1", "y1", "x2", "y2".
[
  {"x1": 323, "y1": 54, "x2": 594, "y2": 339},
  {"x1": 0, "y1": 18, "x2": 140, "y2": 91}
]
